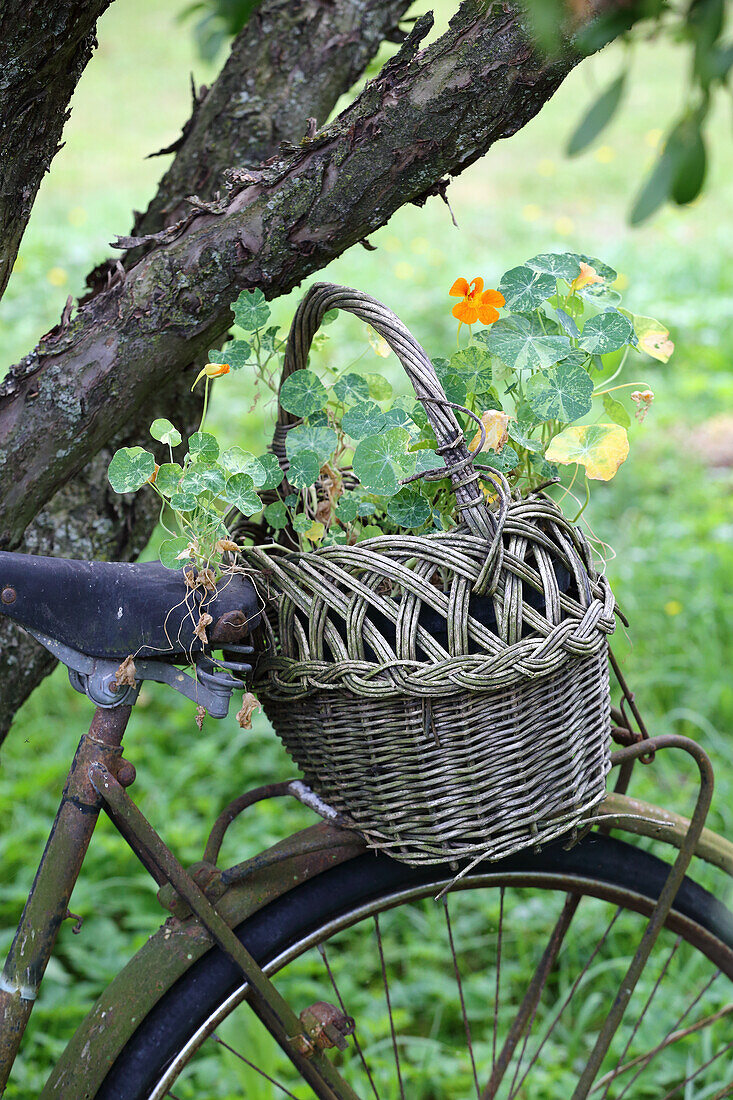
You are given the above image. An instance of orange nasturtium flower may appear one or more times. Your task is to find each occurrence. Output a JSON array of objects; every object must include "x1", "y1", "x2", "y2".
[
  {"x1": 449, "y1": 277, "x2": 505, "y2": 326},
  {"x1": 191, "y1": 361, "x2": 231, "y2": 391},
  {"x1": 570, "y1": 262, "x2": 603, "y2": 294}
]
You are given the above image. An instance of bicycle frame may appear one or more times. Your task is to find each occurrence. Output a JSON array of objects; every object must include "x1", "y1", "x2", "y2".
[{"x1": 1, "y1": 697, "x2": 730, "y2": 1099}]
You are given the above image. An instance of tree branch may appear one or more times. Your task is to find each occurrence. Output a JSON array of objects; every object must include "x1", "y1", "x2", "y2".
[
  {"x1": 0, "y1": 0, "x2": 113, "y2": 300},
  {"x1": 0, "y1": 2, "x2": 587, "y2": 554},
  {"x1": 0, "y1": 0, "x2": 413, "y2": 737}
]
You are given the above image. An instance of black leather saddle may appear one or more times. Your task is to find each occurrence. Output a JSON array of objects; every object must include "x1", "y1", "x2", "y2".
[{"x1": 0, "y1": 552, "x2": 261, "y2": 661}]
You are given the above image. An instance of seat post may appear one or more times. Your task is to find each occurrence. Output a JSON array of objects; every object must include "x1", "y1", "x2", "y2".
[{"x1": 0, "y1": 706, "x2": 132, "y2": 1090}]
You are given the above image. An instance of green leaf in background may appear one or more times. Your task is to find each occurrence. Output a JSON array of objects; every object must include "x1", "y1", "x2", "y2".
[
  {"x1": 448, "y1": 344, "x2": 494, "y2": 393},
  {"x1": 150, "y1": 418, "x2": 182, "y2": 448},
  {"x1": 410, "y1": 449, "x2": 444, "y2": 475},
  {"x1": 188, "y1": 431, "x2": 219, "y2": 463},
  {"x1": 526, "y1": 252, "x2": 582, "y2": 282},
  {"x1": 292, "y1": 514, "x2": 324, "y2": 542},
  {"x1": 353, "y1": 428, "x2": 411, "y2": 496},
  {"x1": 154, "y1": 462, "x2": 182, "y2": 497},
  {"x1": 159, "y1": 536, "x2": 192, "y2": 571},
  {"x1": 566, "y1": 71, "x2": 626, "y2": 156},
  {"x1": 508, "y1": 426, "x2": 542, "y2": 453},
  {"x1": 357, "y1": 500, "x2": 377, "y2": 517},
  {"x1": 480, "y1": 445, "x2": 519, "y2": 474},
  {"x1": 224, "y1": 473, "x2": 262, "y2": 514},
  {"x1": 483, "y1": 314, "x2": 573, "y2": 372},
  {"x1": 322, "y1": 309, "x2": 339, "y2": 325},
  {"x1": 671, "y1": 118, "x2": 706, "y2": 205},
  {"x1": 498, "y1": 265, "x2": 556, "y2": 311},
  {"x1": 256, "y1": 453, "x2": 285, "y2": 490},
  {"x1": 264, "y1": 500, "x2": 289, "y2": 529},
  {"x1": 386, "y1": 487, "x2": 431, "y2": 528},
  {"x1": 334, "y1": 372, "x2": 370, "y2": 404},
  {"x1": 220, "y1": 447, "x2": 265, "y2": 483},
  {"x1": 287, "y1": 450, "x2": 322, "y2": 489},
  {"x1": 335, "y1": 494, "x2": 359, "y2": 523},
  {"x1": 342, "y1": 401, "x2": 387, "y2": 439},
  {"x1": 578, "y1": 310, "x2": 634, "y2": 354},
  {"x1": 232, "y1": 288, "x2": 270, "y2": 331},
  {"x1": 361, "y1": 372, "x2": 393, "y2": 401},
  {"x1": 107, "y1": 447, "x2": 156, "y2": 493},
  {"x1": 577, "y1": 254, "x2": 617, "y2": 283},
  {"x1": 525, "y1": 361, "x2": 594, "y2": 422},
  {"x1": 208, "y1": 339, "x2": 251, "y2": 370},
  {"x1": 602, "y1": 392, "x2": 631, "y2": 428},
  {"x1": 285, "y1": 424, "x2": 336, "y2": 465},
  {"x1": 279, "y1": 369, "x2": 328, "y2": 417}
]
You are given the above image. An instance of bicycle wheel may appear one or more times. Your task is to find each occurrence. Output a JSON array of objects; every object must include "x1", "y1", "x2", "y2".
[{"x1": 95, "y1": 833, "x2": 733, "y2": 1100}]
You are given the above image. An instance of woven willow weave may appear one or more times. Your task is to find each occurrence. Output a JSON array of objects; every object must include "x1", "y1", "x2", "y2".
[{"x1": 245, "y1": 283, "x2": 616, "y2": 865}]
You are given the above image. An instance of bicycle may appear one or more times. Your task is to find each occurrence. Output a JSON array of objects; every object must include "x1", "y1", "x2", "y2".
[{"x1": 0, "y1": 545, "x2": 731, "y2": 1099}]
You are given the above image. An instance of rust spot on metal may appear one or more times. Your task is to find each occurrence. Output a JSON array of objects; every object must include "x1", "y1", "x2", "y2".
[
  {"x1": 299, "y1": 1001, "x2": 355, "y2": 1052},
  {"x1": 1, "y1": 586, "x2": 16, "y2": 604},
  {"x1": 209, "y1": 609, "x2": 250, "y2": 645},
  {"x1": 116, "y1": 759, "x2": 137, "y2": 787}
]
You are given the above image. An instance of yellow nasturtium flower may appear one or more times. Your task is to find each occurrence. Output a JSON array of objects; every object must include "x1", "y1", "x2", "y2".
[
  {"x1": 191, "y1": 362, "x2": 230, "y2": 391},
  {"x1": 570, "y1": 262, "x2": 603, "y2": 294}
]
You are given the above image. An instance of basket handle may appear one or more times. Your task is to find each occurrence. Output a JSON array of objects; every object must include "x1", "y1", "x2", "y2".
[{"x1": 274, "y1": 282, "x2": 501, "y2": 539}]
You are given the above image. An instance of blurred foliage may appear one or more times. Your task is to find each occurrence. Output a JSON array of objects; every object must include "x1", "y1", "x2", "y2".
[{"x1": 178, "y1": 0, "x2": 262, "y2": 61}]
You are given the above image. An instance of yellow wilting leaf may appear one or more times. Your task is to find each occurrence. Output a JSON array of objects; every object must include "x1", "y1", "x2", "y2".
[
  {"x1": 302, "y1": 520, "x2": 325, "y2": 543},
  {"x1": 546, "y1": 424, "x2": 629, "y2": 481},
  {"x1": 366, "y1": 325, "x2": 390, "y2": 358},
  {"x1": 469, "y1": 410, "x2": 512, "y2": 454},
  {"x1": 620, "y1": 310, "x2": 674, "y2": 363}
]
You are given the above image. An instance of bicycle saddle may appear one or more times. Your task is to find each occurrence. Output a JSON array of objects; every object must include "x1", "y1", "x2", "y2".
[{"x1": 0, "y1": 551, "x2": 261, "y2": 660}]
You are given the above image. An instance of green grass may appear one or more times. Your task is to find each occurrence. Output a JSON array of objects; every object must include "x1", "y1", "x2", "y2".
[{"x1": 1, "y1": 0, "x2": 732, "y2": 1094}]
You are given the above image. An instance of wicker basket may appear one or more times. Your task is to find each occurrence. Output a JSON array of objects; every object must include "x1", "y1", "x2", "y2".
[{"x1": 245, "y1": 284, "x2": 616, "y2": 866}]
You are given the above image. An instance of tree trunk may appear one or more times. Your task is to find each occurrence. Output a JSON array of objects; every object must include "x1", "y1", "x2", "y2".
[{"x1": 0, "y1": 0, "x2": 113, "y2": 299}]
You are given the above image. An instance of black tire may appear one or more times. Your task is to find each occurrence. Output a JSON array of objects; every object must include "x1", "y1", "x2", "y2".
[{"x1": 96, "y1": 833, "x2": 733, "y2": 1100}]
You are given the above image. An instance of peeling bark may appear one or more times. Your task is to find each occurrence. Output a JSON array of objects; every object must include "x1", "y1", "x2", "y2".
[
  {"x1": 0, "y1": 0, "x2": 412, "y2": 737},
  {"x1": 0, "y1": 0, "x2": 113, "y2": 300}
]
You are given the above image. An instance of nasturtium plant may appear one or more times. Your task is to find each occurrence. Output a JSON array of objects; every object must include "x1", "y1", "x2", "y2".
[{"x1": 108, "y1": 249, "x2": 669, "y2": 571}]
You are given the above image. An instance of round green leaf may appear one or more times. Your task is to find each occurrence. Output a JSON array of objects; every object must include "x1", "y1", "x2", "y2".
[
  {"x1": 208, "y1": 339, "x2": 251, "y2": 370},
  {"x1": 285, "y1": 424, "x2": 337, "y2": 465},
  {"x1": 526, "y1": 253, "x2": 582, "y2": 282},
  {"x1": 578, "y1": 310, "x2": 634, "y2": 355},
  {"x1": 224, "y1": 473, "x2": 263, "y2": 515},
  {"x1": 264, "y1": 500, "x2": 289, "y2": 529},
  {"x1": 357, "y1": 500, "x2": 377, "y2": 517},
  {"x1": 342, "y1": 401, "x2": 387, "y2": 439},
  {"x1": 525, "y1": 361, "x2": 594, "y2": 422},
  {"x1": 555, "y1": 308, "x2": 581, "y2": 339},
  {"x1": 334, "y1": 372, "x2": 370, "y2": 404},
  {"x1": 448, "y1": 344, "x2": 494, "y2": 394},
  {"x1": 155, "y1": 462, "x2": 183, "y2": 497},
  {"x1": 498, "y1": 266, "x2": 556, "y2": 311},
  {"x1": 169, "y1": 490, "x2": 197, "y2": 512},
  {"x1": 383, "y1": 407, "x2": 416, "y2": 431},
  {"x1": 482, "y1": 315, "x2": 573, "y2": 372},
  {"x1": 181, "y1": 464, "x2": 227, "y2": 497},
  {"x1": 220, "y1": 447, "x2": 265, "y2": 484},
  {"x1": 577, "y1": 254, "x2": 617, "y2": 283},
  {"x1": 287, "y1": 450, "x2": 321, "y2": 489},
  {"x1": 481, "y1": 445, "x2": 519, "y2": 474},
  {"x1": 150, "y1": 418, "x2": 182, "y2": 448},
  {"x1": 108, "y1": 447, "x2": 156, "y2": 493},
  {"x1": 386, "y1": 488, "x2": 431, "y2": 528},
  {"x1": 160, "y1": 536, "x2": 192, "y2": 571},
  {"x1": 279, "y1": 370, "x2": 328, "y2": 417},
  {"x1": 188, "y1": 432, "x2": 219, "y2": 463},
  {"x1": 256, "y1": 453, "x2": 285, "y2": 490},
  {"x1": 410, "y1": 449, "x2": 444, "y2": 476},
  {"x1": 233, "y1": 288, "x2": 270, "y2": 331},
  {"x1": 353, "y1": 428, "x2": 411, "y2": 496},
  {"x1": 334, "y1": 494, "x2": 359, "y2": 523}
]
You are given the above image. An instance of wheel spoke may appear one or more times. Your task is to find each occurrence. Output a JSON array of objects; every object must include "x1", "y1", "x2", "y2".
[
  {"x1": 658, "y1": 1041, "x2": 733, "y2": 1100},
  {"x1": 443, "y1": 894, "x2": 481, "y2": 1099},
  {"x1": 483, "y1": 892, "x2": 582, "y2": 1099},
  {"x1": 374, "y1": 913, "x2": 406, "y2": 1100},
  {"x1": 508, "y1": 903, "x2": 624, "y2": 1099},
  {"x1": 492, "y1": 886, "x2": 505, "y2": 1076},
  {"x1": 318, "y1": 942, "x2": 380, "y2": 1100},
  {"x1": 212, "y1": 1033, "x2": 301, "y2": 1098}
]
